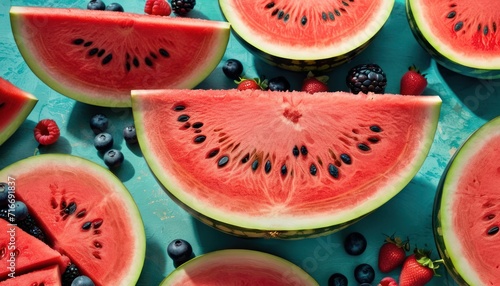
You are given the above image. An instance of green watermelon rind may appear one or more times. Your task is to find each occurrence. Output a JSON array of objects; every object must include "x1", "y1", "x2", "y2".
[
  {"x1": 406, "y1": 0, "x2": 500, "y2": 79},
  {"x1": 0, "y1": 88, "x2": 37, "y2": 146},
  {"x1": 218, "y1": 0, "x2": 395, "y2": 72},
  {"x1": 132, "y1": 90, "x2": 442, "y2": 239},
  {"x1": 9, "y1": 7, "x2": 230, "y2": 108},
  {"x1": 433, "y1": 116, "x2": 500, "y2": 286},
  {"x1": 0, "y1": 154, "x2": 146, "y2": 285},
  {"x1": 159, "y1": 249, "x2": 319, "y2": 285}
]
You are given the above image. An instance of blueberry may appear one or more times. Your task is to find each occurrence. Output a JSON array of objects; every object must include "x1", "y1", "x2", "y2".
[
  {"x1": 12, "y1": 201, "x2": 28, "y2": 221},
  {"x1": 328, "y1": 273, "x2": 348, "y2": 286},
  {"x1": 103, "y1": 149, "x2": 124, "y2": 168},
  {"x1": 167, "y1": 239, "x2": 193, "y2": 265},
  {"x1": 89, "y1": 114, "x2": 108, "y2": 134},
  {"x1": 123, "y1": 126, "x2": 138, "y2": 144},
  {"x1": 71, "y1": 275, "x2": 95, "y2": 286},
  {"x1": 268, "y1": 76, "x2": 290, "y2": 92},
  {"x1": 0, "y1": 183, "x2": 8, "y2": 207},
  {"x1": 94, "y1": 132, "x2": 114, "y2": 152},
  {"x1": 344, "y1": 231, "x2": 367, "y2": 256},
  {"x1": 105, "y1": 2, "x2": 124, "y2": 11},
  {"x1": 87, "y1": 0, "x2": 106, "y2": 10},
  {"x1": 354, "y1": 263, "x2": 375, "y2": 284},
  {"x1": 222, "y1": 59, "x2": 244, "y2": 80}
]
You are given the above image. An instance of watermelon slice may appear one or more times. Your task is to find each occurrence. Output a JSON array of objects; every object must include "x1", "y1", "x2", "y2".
[
  {"x1": 0, "y1": 78, "x2": 37, "y2": 146},
  {"x1": 0, "y1": 220, "x2": 67, "y2": 280},
  {"x1": 132, "y1": 89, "x2": 441, "y2": 238},
  {"x1": 160, "y1": 249, "x2": 318, "y2": 285},
  {"x1": 434, "y1": 116, "x2": 500, "y2": 285},
  {"x1": 0, "y1": 265, "x2": 61, "y2": 286},
  {"x1": 0, "y1": 154, "x2": 146, "y2": 285},
  {"x1": 10, "y1": 6, "x2": 230, "y2": 107}
]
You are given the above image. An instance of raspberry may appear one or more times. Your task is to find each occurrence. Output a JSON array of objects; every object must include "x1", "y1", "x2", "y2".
[
  {"x1": 144, "y1": 0, "x2": 171, "y2": 16},
  {"x1": 34, "y1": 119, "x2": 60, "y2": 145},
  {"x1": 171, "y1": 0, "x2": 196, "y2": 15}
]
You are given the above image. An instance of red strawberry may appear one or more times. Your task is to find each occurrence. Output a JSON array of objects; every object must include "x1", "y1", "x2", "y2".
[
  {"x1": 378, "y1": 235, "x2": 409, "y2": 273},
  {"x1": 144, "y1": 0, "x2": 171, "y2": 16},
  {"x1": 399, "y1": 249, "x2": 442, "y2": 286},
  {"x1": 400, "y1": 65, "x2": 427, "y2": 95},
  {"x1": 235, "y1": 77, "x2": 267, "y2": 91},
  {"x1": 34, "y1": 119, "x2": 60, "y2": 145},
  {"x1": 301, "y1": 71, "x2": 329, "y2": 93},
  {"x1": 378, "y1": 276, "x2": 398, "y2": 286}
]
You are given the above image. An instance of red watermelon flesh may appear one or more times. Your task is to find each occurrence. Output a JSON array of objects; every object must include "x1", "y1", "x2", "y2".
[
  {"x1": 0, "y1": 220, "x2": 67, "y2": 281},
  {"x1": 0, "y1": 78, "x2": 38, "y2": 145},
  {"x1": 0, "y1": 265, "x2": 61, "y2": 286},
  {"x1": 132, "y1": 89, "x2": 441, "y2": 238}
]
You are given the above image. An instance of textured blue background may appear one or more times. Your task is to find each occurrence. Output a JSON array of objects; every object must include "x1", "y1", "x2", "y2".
[{"x1": 1, "y1": 0, "x2": 499, "y2": 285}]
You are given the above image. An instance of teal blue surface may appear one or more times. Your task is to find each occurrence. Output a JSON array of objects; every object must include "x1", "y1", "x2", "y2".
[{"x1": 1, "y1": 0, "x2": 499, "y2": 285}]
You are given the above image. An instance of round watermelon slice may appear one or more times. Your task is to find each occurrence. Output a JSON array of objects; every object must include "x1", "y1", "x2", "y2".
[
  {"x1": 160, "y1": 249, "x2": 319, "y2": 285},
  {"x1": 434, "y1": 116, "x2": 500, "y2": 285},
  {"x1": 10, "y1": 6, "x2": 230, "y2": 107},
  {"x1": 0, "y1": 77, "x2": 37, "y2": 146},
  {"x1": 0, "y1": 154, "x2": 146, "y2": 285},
  {"x1": 132, "y1": 89, "x2": 441, "y2": 239}
]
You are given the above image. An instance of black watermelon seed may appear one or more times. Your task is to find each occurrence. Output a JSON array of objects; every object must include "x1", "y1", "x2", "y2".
[
  {"x1": 218, "y1": 156, "x2": 229, "y2": 167},
  {"x1": 126, "y1": 53, "x2": 131, "y2": 60},
  {"x1": 283, "y1": 13, "x2": 290, "y2": 22},
  {"x1": 483, "y1": 25, "x2": 489, "y2": 36},
  {"x1": 454, "y1": 21, "x2": 463, "y2": 32},
  {"x1": 73, "y1": 38, "x2": 84, "y2": 45},
  {"x1": 192, "y1": 122, "x2": 203, "y2": 128},
  {"x1": 159, "y1": 48, "x2": 170, "y2": 57},
  {"x1": 281, "y1": 165, "x2": 287, "y2": 175},
  {"x1": 83, "y1": 41, "x2": 93, "y2": 47},
  {"x1": 94, "y1": 241, "x2": 102, "y2": 248},
  {"x1": 150, "y1": 52, "x2": 157, "y2": 59},
  {"x1": 101, "y1": 54, "x2": 112, "y2": 65},
  {"x1": 82, "y1": 221, "x2": 92, "y2": 230},
  {"x1": 342, "y1": 0, "x2": 349, "y2": 6},
  {"x1": 309, "y1": 163, "x2": 317, "y2": 176},
  {"x1": 328, "y1": 163, "x2": 339, "y2": 178},
  {"x1": 368, "y1": 137, "x2": 380, "y2": 143},
  {"x1": 194, "y1": 135, "x2": 206, "y2": 143},
  {"x1": 265, "y1": 2, "x2": 274, "y2": 8},
  {"x1": 183, "y1": 122, "x2": 191, "y2": 129},
  {"x1": 334, "y1": 9, "x2": 341, "y2": 16},
  {"x1": 485, "y1": 214, "x2": 496, "y2": 220},
  {"x1": 126, "y1": 62, "x2": 131, "y2": 72},
  {"x1": 277, "y1": 10, "x2": 284, "y2": 19},
  {"x1": 88, "y1": 48, "x2": 99, "y2": 56},
  {"x1": 271, "y1": 8, "x2": 279, "y2": 16},
  {"x1": 251, "y1": 160, "x2": 259, "y2": 171},
  {"x1": 207, "y1": 148, "x2": 219, "y2": 158},
  {"x1": 93, "y1": 219, "x2": 103, "y2": 229},
  {"x1": 292, "y1": 146, "x2": 300, "y2": 157},
  {"x1": 322, "y1": 12, "x2": 327, "y2": 21},
  {"x1": 174, "y1": 105, "x2": 185, "y2": 111},
  {"x1": 488, "y1": 226, "x2": 499, "y2": 235},
  {"x1": 446, "y1": 11, "x2": 456, "y2": 18},
  {"x1": 370, "y1": 125, "x2": 382, "y2": 132},
  {"x1": 177, "y1": 114, "x2": 190, "y2": 122},
  {"x1": 241, "y1": 154, "x2": 250, "y2": 163},
  {"x1": 358, "y1": 143, "x2": 371, "y2": 151},
  {"x1": 300, "y1": 145, "x2": 308, "y2": 156},
  {"x1": 133, "y1": 57, "x2": 139, "y2": 68},
  {"x1": 76, "y1": 209, "x2": 87, "y2": 218},
  {"x1": 64, "y1": 202, "x2": 77, "y2": 215},
  {"x1": 301, "y1": 16, "x2": 307, "y2": 26},
  {"x1": 265, "y1": 160, "x2": 272, "y2": 174},
  {"x1": 340, "y1": 153, "x2": 352, "y2": 164},
  {"x1": 329, "y1": 12, "x2": 335, "y2": 20},
  {"x1": 145, "y1": 57, "x2": 153, "y2": 67},
  {"x1": 493, "y1": 22, "x2": 497, "y2": 32},
  {"x1": 97, "y1": 49, "x2": 105, "y2": 57}
]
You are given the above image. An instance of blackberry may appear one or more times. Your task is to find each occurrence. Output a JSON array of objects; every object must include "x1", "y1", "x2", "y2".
[
  {"x1": 27, "y1": 225, "x2": 46, "y2": 242},
  {"x1": 18, "y1": 214, "x2": 46, "y2": 242},
  {"x1": 62, "y1": 264, "x2": 81, "y2": 286},
  {"x1": 346, "y1": 63, "x2": 387, "y2": 94},
  {"x1": 171, "y1": 0, "x2": 196, "y2": 15}
]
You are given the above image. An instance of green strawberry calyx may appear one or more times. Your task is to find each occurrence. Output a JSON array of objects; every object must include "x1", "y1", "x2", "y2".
[
  {"x1": 408, "y1": 64, "x2": 426, "y2": 78},
  {"x1": 305, "y1": 71, "x2": 329, "y2": 84},
  {"x1": 414, "y1": 248, "x2": 444, "y2": 276},
  {"x1": 384, "y1": 234, "x2": 410, "y2": 251}
]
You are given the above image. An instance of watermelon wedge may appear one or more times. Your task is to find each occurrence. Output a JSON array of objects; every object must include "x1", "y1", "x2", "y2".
[
  {"x1": 0, "y1": 265, "x2": 61, "y2": 286},
  {"x1": 10, "y1": 6, "x2": 230, "y2": 107},
  {"x1": 132, "y1": 89, "x2": 441, "y2": 238},
  {"x1": 0, "y1": 78, "x2": 37, "y2": 145}
]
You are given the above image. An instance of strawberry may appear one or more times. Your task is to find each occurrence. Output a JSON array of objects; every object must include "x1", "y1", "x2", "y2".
[
  {"x1": 378, "y1": 276, "x2": 398, "y2": 286},
  {"x1": 301, "y1": 71, "x2": 329, "y2": 93},
  {"x1": 399, "y1": 249, "x2": 442, "y2": 286},
  {"x1": 378, "y1": 235, "x2": 409, "y2": 273},
  {"x1": 144, "y1": 0, "x2": 171, "y2": 16},
  {"x1": 34, "y1": 119, "x2": 60, "y2": 145},
  {"x1": 400, "y1": 65, "x2": 427, "y2": 95},
  {"x1": 235, "y1": 77, "x2": 267, "y2": 91}
]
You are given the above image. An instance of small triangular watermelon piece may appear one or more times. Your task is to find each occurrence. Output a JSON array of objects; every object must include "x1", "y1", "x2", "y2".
[
  {"x1": 0, "y1": 265, "x2": 61, "y2": 286},
  {"x1": 0, "y1": 219, "x2": 66, "y2": 280}
]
